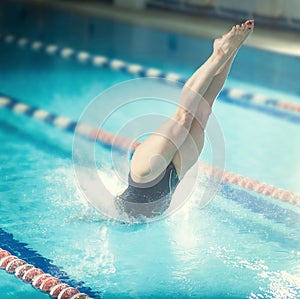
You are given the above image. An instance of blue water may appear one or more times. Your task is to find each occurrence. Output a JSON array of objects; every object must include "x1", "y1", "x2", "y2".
[
  {"x1": 0, "y1": 2, "x2": 300, "y2": 299},
  {"x1": 0, "y1": 271, "x2": 48, "y2": 299}
]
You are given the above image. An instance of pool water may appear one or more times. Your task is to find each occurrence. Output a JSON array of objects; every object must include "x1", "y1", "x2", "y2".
[
  {"x1": 0, "y1": 270, "x2": 48, "y2": 299},
  {"x1": 0, "y1": 2, "x2": 300, "y2": 299}
]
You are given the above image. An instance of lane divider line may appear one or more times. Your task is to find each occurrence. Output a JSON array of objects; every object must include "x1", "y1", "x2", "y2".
[
  {"x1": 0, "y1": 249, "x2": 93, "y2": 299},
  {"x1": 198, "y1": 162, "x2": 300, "y2": 206},
  {"x1": 0, "y1": 93, "x2": 299, "y2": 207},
  {"x1": 220, "y1": 90, "x2": 300, "y2": 124},
  {"x1": 0, "y1": 227, "x2": 101, "y2": 298},
  {"x1": 1, "y1": 32, "x2": 300, "y2": 119},
  {"x1": 0, "y1": 94, "x2": 138, "y2": 151}
]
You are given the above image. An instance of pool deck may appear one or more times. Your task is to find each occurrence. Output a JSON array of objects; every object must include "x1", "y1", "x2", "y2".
[{"x1": 15, "y1": 0, "x2": 300, "y2": 57}]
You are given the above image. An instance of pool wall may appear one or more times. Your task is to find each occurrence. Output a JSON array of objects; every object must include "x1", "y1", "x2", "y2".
[{"x1": 1, "y1": 0, "x2": 300, "y2": 95}]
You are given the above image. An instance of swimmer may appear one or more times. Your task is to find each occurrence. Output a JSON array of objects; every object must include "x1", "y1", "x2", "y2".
[{"x1": 115, "y1": 20, "x2": 254, "y2": 218}]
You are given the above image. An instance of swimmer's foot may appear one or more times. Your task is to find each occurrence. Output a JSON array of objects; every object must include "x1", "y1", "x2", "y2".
[{"x1": 213, "y1": 20, "x2": 254, "y2": 60}]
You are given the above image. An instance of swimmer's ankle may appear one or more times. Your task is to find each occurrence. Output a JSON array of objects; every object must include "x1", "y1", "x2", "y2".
[{"x1": 210, "y1": 51, "x2": 230, "y2": 65}]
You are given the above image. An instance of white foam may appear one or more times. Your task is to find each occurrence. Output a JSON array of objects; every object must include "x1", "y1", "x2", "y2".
[{"x1": 97, "y1": 169, "x2": 125, "y2": 196}]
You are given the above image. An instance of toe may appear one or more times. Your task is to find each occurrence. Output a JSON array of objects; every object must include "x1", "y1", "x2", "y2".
[
  {"x1": 244, "y1": 21, "x2": 252, "y2": 30},
  {"x1": 247, "y1": 20, "x2": 255, "y2": 29},
  {"x1": 235, "y1": 25, "x2": 241, "y2": 34},
  {"x1": 237, "y1": 24, "x2": 244, "y2": 35}
]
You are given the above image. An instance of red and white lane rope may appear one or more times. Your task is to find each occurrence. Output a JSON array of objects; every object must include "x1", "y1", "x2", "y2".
[
  {"x1": 0, "y1": 94, "x2": 139, "y2": 151},
  {"x1": 199, "y1": 162, "x2": 300, "y2": 206},
  {"x1": 0, "y1": 248, "x2": 92, "y2": 299},
  {"x1": 1, "y1": 32, "x2": 300, "y2": 117},
  {"x1": 0, "y1": 93, "x2": 299, "y2": 206}
]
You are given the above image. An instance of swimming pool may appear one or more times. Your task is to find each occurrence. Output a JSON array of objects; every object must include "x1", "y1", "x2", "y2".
[{"x1": 0, "y1": 1, "x2": 300, "y2": 298}]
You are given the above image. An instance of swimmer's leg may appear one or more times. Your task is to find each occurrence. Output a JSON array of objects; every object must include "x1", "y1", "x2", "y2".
[
  {"x1": 130, "y1": 56, "x2": 225, "y2": 183},
  {"x1": 130, "y1": 21, "x2": 253, "y2": 183},
  {"x1": 172, "y1": 20, "x2": 254, "y2": 178}
]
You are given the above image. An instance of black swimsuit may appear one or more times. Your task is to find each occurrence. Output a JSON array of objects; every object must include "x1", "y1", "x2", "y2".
[{"x1": 115, "y1": 162, "x2": 179, "y2": 218}]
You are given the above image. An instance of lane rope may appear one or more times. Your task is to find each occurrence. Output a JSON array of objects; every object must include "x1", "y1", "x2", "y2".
[
  {"x1": 1, "y1": 32, "x2": 300, "y2": 119},
  {"x1": 0, "y1": 93, "x2": 139, "y2": 151},
  {"x1": 0, "y1": 228, "x2": 100, "y2": 298},
  {"x1": 0, "y1": 93, "x2": 299, "y2": 207},
  {"x1": 0, "y1": 248, "x2": 93, "y2": 299}
]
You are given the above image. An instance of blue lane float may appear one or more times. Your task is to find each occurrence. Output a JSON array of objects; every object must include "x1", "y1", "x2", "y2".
[{"x1": 1, "y1": 31, "x2": 300, "y2": 122}]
